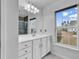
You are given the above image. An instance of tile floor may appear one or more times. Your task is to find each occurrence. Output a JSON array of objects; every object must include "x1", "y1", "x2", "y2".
[{"x1": 43, "y1": 53, "x2": 62, "y2": 59}]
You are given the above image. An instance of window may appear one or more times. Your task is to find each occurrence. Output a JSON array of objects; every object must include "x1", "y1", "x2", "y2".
[{"x1": 55, "y1": 5, "x2": 78, "y2": 46}]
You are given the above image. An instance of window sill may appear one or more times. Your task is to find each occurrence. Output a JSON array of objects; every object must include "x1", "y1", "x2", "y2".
[{"x1": 55, "y1": 43, "x2": 79, "y2": 52}]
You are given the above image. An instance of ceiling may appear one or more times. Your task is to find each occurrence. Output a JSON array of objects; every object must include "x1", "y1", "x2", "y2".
[
  {"x1": 32, "y1": 0, "x2": 58, "y2": 8},
  {"x1": 19, "y1": 0, "x2": 57, "y2": 8},
  {"x1": 19, "y1": 0, "x2": 58, "y2": 17},
  {"x1": 30, "y1": 0, "x2": 56, "y2": 8}
]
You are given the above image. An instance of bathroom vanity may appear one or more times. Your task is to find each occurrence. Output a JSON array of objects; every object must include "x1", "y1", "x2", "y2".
[{"x1": 18, "y1": 34, "x2": 51, "y2": 59}]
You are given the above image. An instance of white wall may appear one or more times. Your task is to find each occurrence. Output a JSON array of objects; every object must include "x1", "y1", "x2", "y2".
[
  {"x1": 27, "y1": 9, "x2": 44, "y2": 34},
  {"x1": 35, "y1": 10, "x2": 44, "y2": 34},
  {"x1": 43, "y1": 0, "x2": 79, "y2": 59},
  {"x1": 1, "y1": 0, "x2": 18, "y2": 59}
]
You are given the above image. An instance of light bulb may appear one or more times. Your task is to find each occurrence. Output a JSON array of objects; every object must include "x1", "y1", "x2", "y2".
[
  {"x1": 31, "y1": 5, "x2": 35, "y2": 9},
  {"x1": 27, "y1": 4, "x2": 30, "y2": 9},
  {"x1": 30, "y1": 10, "x2": 33, "y2": 13},
  {"x1": 25, "y1": 7, "x2": 27, "y2": 10},
  {"x1": 24, "y1": 4, "x2": 28, "y2": 10},
  {"x1": 27, "y1": 8, "x2": 30, "y2": 11},
  {"x1": 37, "y1": 9, "x2": 39, "y2": 13},
  {"x1": 25, "y1": 6, "x2": 28, "y2": 10},
  {"x1": 34, "y1": 7, "x2": 37, "y2": 11},
  {"x1": 34, "y1": 11, "x2": 37, "y2": 14}
]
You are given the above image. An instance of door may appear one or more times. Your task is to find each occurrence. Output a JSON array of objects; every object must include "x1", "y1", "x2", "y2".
[
  {"x1": 46, "y1": 37, "x2": 51, "y2": 53},
  {"x1": 41, "y1": 38, "x2": 47, "y2": 57},
  {"x1": 33, "y1": 39, "x2": 41, "y2": 59}
]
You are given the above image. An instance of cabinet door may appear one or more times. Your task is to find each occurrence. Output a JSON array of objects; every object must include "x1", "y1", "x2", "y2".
[
  {"x1": 46, "y1": 37, "x2": 51, "y2": 53},
  {"x1": 41, "y1": 38, "x2": 47, "y2": 57},
  {"x1": 33, "y1": 39, "x2": 41, "y2": 59}
]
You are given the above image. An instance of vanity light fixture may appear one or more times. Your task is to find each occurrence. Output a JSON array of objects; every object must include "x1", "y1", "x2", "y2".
[{"x1": 24, "y1": 0, "x2": 40, "y2": 14}]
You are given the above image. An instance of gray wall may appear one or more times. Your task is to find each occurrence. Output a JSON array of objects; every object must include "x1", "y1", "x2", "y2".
[
  {"x1": 43, "y1": 0, "x2": 79, "y2": 59},
  {"x1": 1, "y1": 0, "x2": 18, "y2": 59}
]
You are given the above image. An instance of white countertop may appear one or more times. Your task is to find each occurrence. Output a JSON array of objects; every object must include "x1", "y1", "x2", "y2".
[{"x1": 18, "y1": 34, "x2": 51, "y2": 43}]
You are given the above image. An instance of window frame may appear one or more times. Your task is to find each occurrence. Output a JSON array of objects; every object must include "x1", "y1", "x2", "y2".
[{"x1": 55, "y1": 5, "x2": 79, "y2": 48}]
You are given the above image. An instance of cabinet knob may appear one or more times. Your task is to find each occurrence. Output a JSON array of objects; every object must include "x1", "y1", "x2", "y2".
[
  {"x1": 25, "y1": 58, "x2": 27, "y2": 59},
  {"x1": 25, "y1": 45, "x2": 27, "y2": 46},
  {"x1": 25, "y1": 51, "x2": 27, "y2": 52}
]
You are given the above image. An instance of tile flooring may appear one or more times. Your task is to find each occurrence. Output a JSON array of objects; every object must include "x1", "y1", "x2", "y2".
[{"x1": 43, "y1": 53, "x2": 62, "y2": 59}]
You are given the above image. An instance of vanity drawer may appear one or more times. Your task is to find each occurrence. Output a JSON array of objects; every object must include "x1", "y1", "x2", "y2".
[
  {"x1": 19, "y1": 52, "x2": 32, "y2": 59},
  {"x1": 19, "y1": 41, "x2": 32, "y2": 50},
  {"x1": 19, "y1": 46, "x2": 32, "y2": 57}
]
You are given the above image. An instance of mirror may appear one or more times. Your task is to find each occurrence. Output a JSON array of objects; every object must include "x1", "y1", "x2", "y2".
[
  {"x1": 19, "y1": 16, "x2": 28, "y2": 34},
  {"x1": 29, "y1": 18, "x2": 36, "y2": 34},
  {"x1": 19, "y1": 6, "x2": 37, "y2": 35},
  {"x1": 19, "y1": 0, "x2": 41, "y2": 35}
]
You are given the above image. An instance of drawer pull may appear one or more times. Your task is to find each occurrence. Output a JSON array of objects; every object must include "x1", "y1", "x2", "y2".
[
  {"x1": 25, "y1": 58, "x2": 27, "y2": 59},
  {"x1": 25, "y1": 45, "x2": 27, "y2": 46},
  {"x1": 25, "y1": 51, "x2": 27, "y2": 52}
]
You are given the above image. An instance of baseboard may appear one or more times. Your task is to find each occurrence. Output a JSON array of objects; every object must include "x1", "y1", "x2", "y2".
[{"x1": 51, "y1": 52, "x2": 70, "y2": 59}]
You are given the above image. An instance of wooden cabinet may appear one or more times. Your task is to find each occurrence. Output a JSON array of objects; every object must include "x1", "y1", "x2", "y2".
[{"x1": 33, "y1": 39, "x2": 41, "y2": 59}]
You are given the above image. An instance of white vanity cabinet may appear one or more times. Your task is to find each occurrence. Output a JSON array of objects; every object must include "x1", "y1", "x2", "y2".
[
  {"x1": 33, "y1": 36, "x2": 51, "y2": 59},
  {"x1": 33, "y1": 39, "x2": 41, "y2": 59},
  {"x1": 18, "y1": 35, "x2": 51, "y2": 59},
  {"x1": 18, "y1": 41, "x2": 32, "y2": 59},
  {"x1": 41, "y1": 37, "x2": 47, "y2": 57},
  {"x1": 19, "y1": 52, "x2": 32, "y2": 59},
  {"x1": 46, "y1": 37, "x2": 51, "y2": 54}
]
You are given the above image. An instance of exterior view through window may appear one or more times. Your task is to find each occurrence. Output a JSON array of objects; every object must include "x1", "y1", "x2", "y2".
[{"x1": 55, "y1": 5, "x2": 77, "y2": 46}]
